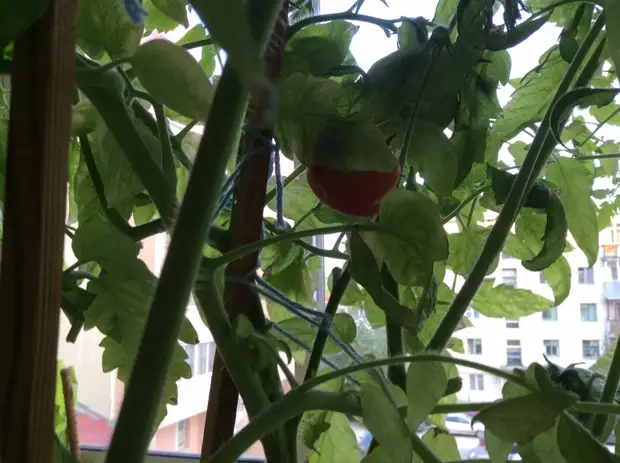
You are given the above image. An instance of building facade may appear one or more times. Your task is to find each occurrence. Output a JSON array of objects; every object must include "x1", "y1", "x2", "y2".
[{"x1": 453, "y1": 217, "x2": 620, "y2": 402}]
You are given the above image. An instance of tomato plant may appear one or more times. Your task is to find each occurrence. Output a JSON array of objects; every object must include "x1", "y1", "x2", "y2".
[{"x1": 3, "y1": 0, "x2": 620, "y2": 463}]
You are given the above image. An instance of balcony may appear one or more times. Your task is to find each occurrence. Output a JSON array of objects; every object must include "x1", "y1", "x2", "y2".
[
  {"x1": 604, "y1": 281, "x2": 620, "y2": 300},
  {"x1": 602, "y1": 245, "x2": 620, "y2": 261}
]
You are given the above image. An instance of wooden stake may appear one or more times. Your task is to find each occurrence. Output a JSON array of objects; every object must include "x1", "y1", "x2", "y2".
[
  {"x1": 0, "y1": 1, "x2": 77, "y2": 462},
  {"x1": 61, "y1": 368, "x2": 80, "y2": 461}
]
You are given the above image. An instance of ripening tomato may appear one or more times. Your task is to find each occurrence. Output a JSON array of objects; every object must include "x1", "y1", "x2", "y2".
[{"x1": 307, "y1": 164, "x2": 401, "y2": 217}]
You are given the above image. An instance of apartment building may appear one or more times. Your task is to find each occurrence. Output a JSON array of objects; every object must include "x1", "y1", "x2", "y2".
[{"x1": 454, "y1": 217, "x2": 620, "y2": 402}]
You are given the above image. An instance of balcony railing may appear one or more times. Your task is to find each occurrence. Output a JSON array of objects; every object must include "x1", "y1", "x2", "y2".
[{"x1": 602, "y1": 245, "x2": 620, "y2": 261}]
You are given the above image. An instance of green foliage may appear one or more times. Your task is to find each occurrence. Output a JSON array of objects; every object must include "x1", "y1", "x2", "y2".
[
  {"x1": 77, "y1": 0, "x2": 143, "y2": 59},
  {"x1": 4, "y1": 1, "x2": 620, "y2": 461},
  {"x1": 132, "y1": 39, "x2": 214, "y2": 121}
]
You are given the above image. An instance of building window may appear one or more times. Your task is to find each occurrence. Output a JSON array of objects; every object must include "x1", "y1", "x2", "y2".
[
  {"x1": 194, "y1": 341, "x2": 217, "y2": 375},
  {"x1": 578, "y1": 267, "x2": 594, "y2": 284},
  {"x1": 469, "y1": 374, "x2": 484, "y2": 391},
  {"x1": 181, "y1": 343, "x2": 196, "y2": 376},
  {"x1": 207, "y1": 341, "x2": 216, "y2": 373},
  {"x1": 539, "y1": 273, "x2": 546, "y2": 284},
  {"x1": 582, "y1": 340, "x2": 600, "y2": 360},
  {"x1": 506, "y1": 318, "x2": 519, "y2": 328},
  {"x1": 506, "y1": 340, "x2": 522, "y2": 366},
  {"x1": 502, "y1": 268, "x2": 518, "y2": 286},
  {"x1": 176, "y1": 420, "x2": 187, "y2": 450},
  {"x1": 467, "y1": 338, "x2": 483, "y2": 355},
  {"x1": 544, "y1": 340, "x2": 560, "y2": 357},
  {"x1": 580, "y1": 303, "x2": 597, "y2": 322},
  {"x1": 542, "y1": 307, "x2": 558, "y2": 321},
  {"x1": 466, "y1": 308, "x2": 481, "y2": 319}
]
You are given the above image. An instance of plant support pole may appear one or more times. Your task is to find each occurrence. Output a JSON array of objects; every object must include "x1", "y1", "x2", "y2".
[
  {"x1": 198, "y1": 0, "x2": 291, "y2": 460},
  {"x1": 0, "y1": 2, "x2": 77, "y2": 462}
]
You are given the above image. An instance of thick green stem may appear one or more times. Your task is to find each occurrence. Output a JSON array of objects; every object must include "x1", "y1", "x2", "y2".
[
  {"x1": 286, "y1": 11, "x2": 398, "y2": 40},
  {"x1": 427, "y1": 14, "x2": 605, "y2": 352},
  {"x1": 305, "y1": 265, "x2": 352, "y2": 381},
  {"x1": 207, "y1": 391, "x2": 362, "y2": 463},
  {"x1": 591, "y1": 341, "x2": 620, "y2": 437},
  {"x1": 193, "y1": 271, "x2": 278, "y2": 461},
  {"x1": 153, "y1": 103, "x2": 177, "y2": 191},
  {"x1": 382, "y1": 267, "x2": 406, "y2": 390},
  {"x1": 104, "y1": 63, "x2": 253, "y2": 463},
  {"x1": 209, "y1": 352, "x2": 531, "y2": 463},
  {"x1": 207, "y1": 223, "x2": 413, "y2": 268},
  {"x1": 76, "y1": 61, "x2": 178, "y2": 227},
  {"x1": 263, "y1": 220, "x2": 349, "y2": 259}
]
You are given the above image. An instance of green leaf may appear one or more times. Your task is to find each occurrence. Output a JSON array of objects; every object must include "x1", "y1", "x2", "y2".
[
  {"x1": 0, "y1": 0, "x2": 47, "y2": 49},
  {"x1": 398, "y1": 19, "x2": 428, "y2": 53},
  {"x1": 557, "y1": 414, "x2": 618, "y2": 463},
  {"x1": 473, "y1": 391, "x2": 577, "y2": 443},
  {"x1": 191, "y1": 0, "x2": 264, "y2": 85},
  {"x1": 264, "y1": 251, "x2": 319, "y2": 308},
  {"x1": 312, "y1": 118, "x2": 397, "y2": 173},
  {"x1": 267, "y1": 175, "x2": 320, "y2": 223},
  {"x1": 261, "y1": 240, "x2": 298, "y2": 276},
  {"x1": 590, "y1": 103, "x2": 620, "y2": 126},
  {"x1": 486, "y1": 47, "x2": 567, "y2": 160},
  {"x1": 77, "y1": 0, "x2": 143, "y2": 59},
  {"x1": 405, "y1": 120, "x2": 458, "y2": 197},
  {"x1": 307, "y1": 412, "x2": 361, "y2": 463},
  {"x1": 132, "y1": 39, "x2": 214, "y2": 121},
  {"x1": 448, "y1": 226, "x2": 498, "y2": 276},
  {"x1": 93, "y1": 119, "x2": 160, "y2": 207},
  {"x1": 412, "y1": 428, "x2": 460, "y2": 462},
  {"x1": 550, "y1": 88, "x2": 620, "y2": 150},
  {"x1": 546, "y1": 157, "x2": 599, "y2": 266},
  {"x1": 478, "y1": 50, "x2": 512, "y2": 86},
  {"x1": 603, "y1": 0, "x2": 620, "y2": 84},
  {"x1": 273, "y1": 313, "x2": 356, "y2": 355},
  {"x1": 284, "y1": 20, "x2": 359, "y2": 76},
  {"x1": 328, "y1": 268, "x2": 365, "y2": 306},
  {"x1": 274, "y1": 73, "x2": 342, "y2": 162},
  {"x1": 151, "y1": 0, "x2": 188, "y2": 27},
  {"x1": 517, "y1": 423, "x2": 567, "y2": 463},
  {"x1": 348, "y1": 231, "x2": 418, "y2": 332},
  {"x1": 376, "y1": 189, "x2": 449, "y2": 285},
  {"x1": 484, "y1": 429, "x2": 514, "y2": 463},
  {"x1": 88, "y1": 269, "x2": 195, "y2": 428},
  {"x1": 72, "y1": 220, "x2": 141, "y2": 275},
  {"x1": 489, "y1": 166, "x2": 568, "y2": 271},
  {"x1": 176, "y1": 24, "x2": 206, "y2": 46},
  {"x1": 142, "y1": 0, "x2": 179, "y2": 33},
  {"x1": 361, "y1": 383, "x2": 412, "y2": 463},
  {"x1": 406, "y1": 361, "x2": 447, "y2": 430},
  {"x1": 433, "y1": 0, "x2": 459, "y2": 25},
  {"x1": 472, "y1": 280, "x2": 553, "y2": 318},
  {"x1": 542, "y1": 257, "x2": 572, "y2": 306}
]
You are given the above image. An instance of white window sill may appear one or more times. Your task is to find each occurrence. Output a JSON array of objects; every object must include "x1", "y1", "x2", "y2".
[{"x1": 80, "y1": 446, "x2": 263, "y2": 462}]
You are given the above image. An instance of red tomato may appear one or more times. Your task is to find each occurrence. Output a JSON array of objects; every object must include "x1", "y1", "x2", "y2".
[{"x1": 307, "y1": 165, "x2": 401, "y2": 217}]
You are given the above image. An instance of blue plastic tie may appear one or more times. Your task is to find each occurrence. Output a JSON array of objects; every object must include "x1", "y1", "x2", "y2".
[{"x1": 121, "y1": 0, "x2": 147, "y2": 24}]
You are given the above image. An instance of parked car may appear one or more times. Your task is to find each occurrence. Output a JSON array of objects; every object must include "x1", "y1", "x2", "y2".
[
  {"x1": 445, "y1": 413, "x2": 485, "y2": 438},
  {"x1": 468, "y1": 440, "x2": 521, "y2": 460}
]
